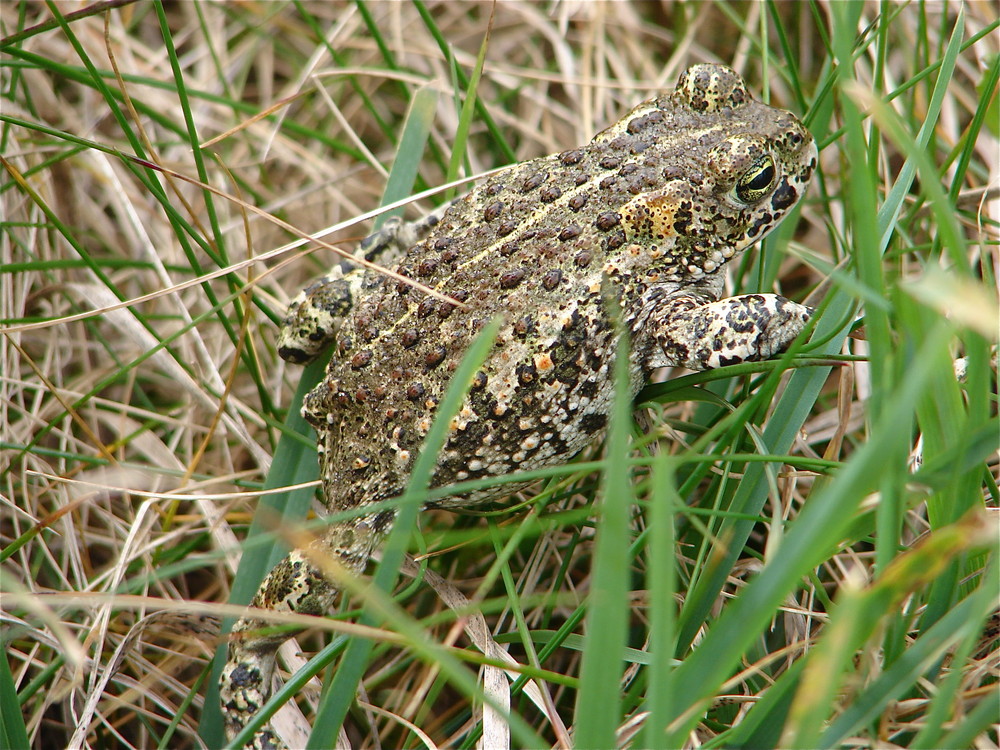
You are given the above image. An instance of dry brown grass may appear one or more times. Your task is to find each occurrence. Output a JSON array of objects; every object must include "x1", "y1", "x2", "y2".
[{"x1": 2, "y1": 2, "x2": 997, "y2": 749}]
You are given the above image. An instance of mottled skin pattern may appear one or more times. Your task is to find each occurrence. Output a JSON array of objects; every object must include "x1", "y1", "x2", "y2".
[{"x1": 221, "y1": 64, "x2": 818, "y2": 748}]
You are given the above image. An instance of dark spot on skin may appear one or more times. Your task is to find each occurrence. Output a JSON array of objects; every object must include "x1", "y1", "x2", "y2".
[
  {"x1": 595, "y1": 211, "x2": 621, "y2": 231},
  {"x1": 514, "y1": 315, "x2": 535, "y2": 338},
  {"x1": 228, "y1": 664, "x2": 261, "y2": 689},
  {"x1": 277, "y1": 344, "x2": 310, "y2": 364},
  {"x1": 499, "y1": 268, "x2": 526, "y2": 289},
  {"x1": 627, "y1": 116, "x2": 647, "y2": 133},
  {"x1": 406, "y1": 382, "x2": 426, "y2": 401},
  {"x1": 497, "y1": 220, "x2": 518, "y2": 237},
  {"x1": 417, "y1": 258, "x2": 438, "y2": 276},
  {"x1": 424, "y1": 346, "x2": 447, "y2": 369},
  {"x1": 560, "y1": 149, "x2": 584, "y2": 165},
  {"x1": 536, "y1": 242, "x2": 560, "y2": 260},
  {"x1": 747, "y1": 213, "x2": 773, "y2": 238},
  {"x1": 600, "y1": 155, "x2": 621, "y2": 170},
  {"x1": 672, "y1": 210, "x2": 693, "y2": 235},
  {"x1": 500, "y1": 242, "x2": 520, "y2": 257},
  {"x1": 540, "y1": 185, "x2": 562, "y2": 202},
  {"x1": 771, "y1": 181, "x2": 798, "y2": 210},
  {"x1": 517, "y1": 362, "x2": 537, "y2": 386},
  {"x1": 604, "y1": 230, "x2": 626, "y2": 250},
  {"x1": 484, "y1": 201, "x2": 504, "y2": 222},
  {"x1": 575, "y1": 250, "x2": 593, "y2": 267},
  {"x1": 351, "y1": 350, "x2": 373, "y2": 369},
  {"x1": 562, "y1": 308, "x2": 582, "y2": 331},
  {"x1": 579, "y1": 413, "x2": 608, "y2": 434},
  {"x1": 401, "y1": 328, "x2": 420, "y2": 348},
  {"x1": 522, "y1": 172, "x2": 546, "y2": 191},
  {"x1": 559, "y1": 225, "x2": 582, "y2": 241},
  {"x1": 437, "y1": 289, "x2": 468, "y2": 318},
  {"x1": 569, "y1": 194, "x2": 588, "y2": 211},
  {"x1": 417, "y1": 298, "x2": 437, "y2": 317},
  {"x1": 471, "y1": 371, "x2": 488, "y2": 390},
  {"x1": 542, "y1": 269, "x2": 563, "y2": 290}
]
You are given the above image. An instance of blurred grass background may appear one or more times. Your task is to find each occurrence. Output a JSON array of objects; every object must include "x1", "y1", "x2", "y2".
[{"x1": 1, "y1": 2, "x2": 997, "y2": 748}]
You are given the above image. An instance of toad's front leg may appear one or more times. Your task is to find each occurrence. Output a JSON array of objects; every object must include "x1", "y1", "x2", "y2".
[
  {"x1": 276, "y1": 207, "x2": 456, "y2": 365},
  {"x1": 644, "y1": 291, "x2": 813, "y2": 371}
]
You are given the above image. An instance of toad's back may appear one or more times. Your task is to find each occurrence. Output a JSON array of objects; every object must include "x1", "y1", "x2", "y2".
[{"x1": 300, "y1": 64, "x2": 817, "y2": 515}]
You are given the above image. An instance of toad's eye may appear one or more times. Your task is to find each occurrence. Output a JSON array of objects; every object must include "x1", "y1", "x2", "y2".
[{"x1": 733, "y1": 154, "x2": 777, "y2": 203}]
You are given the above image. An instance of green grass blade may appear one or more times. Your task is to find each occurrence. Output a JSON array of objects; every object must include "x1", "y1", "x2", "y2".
[
  {"x1": 0, "y1": 649, "x2": 30, "y2": 750},
  {"x1": 573, "y1": 313, "x2": 633, "y2": 748},
  {"x1": 874, "y1": 7, "x2": 966, "y2": 252},
  {"x1": 721, "y1": 659, "x2": 808, "y2": 750},
  {"x1": 443, "y1": 6, "x2": 493, "y2": 199},
  {"x1": 934, "y1": 683, "x2": 1000, "y2": 750},
  {"x1": 412, "y1": 0, "x2": 516, "y2": 165},
  {"x1": 816, "y1": 551, "x2": 998, "y2": 748},
  {"x1": 785, "y1": 511, "x2": 995, "y2": 749},
  {"x1": 638, "y1": 455, "x2": 680, "y2": 749},
  {"x1": 377, "y1": 85, "x2": 438, "y2": 227},
  {"x1": 665, "y1": 323, "x2": 954, "y2": 744}
]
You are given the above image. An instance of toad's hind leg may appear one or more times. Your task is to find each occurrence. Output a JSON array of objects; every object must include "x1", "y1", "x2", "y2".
[{"x1": 220, "y1": 516, "x2": 390, "y2": 749}]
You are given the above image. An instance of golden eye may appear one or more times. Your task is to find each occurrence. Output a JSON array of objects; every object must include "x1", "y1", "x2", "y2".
[{"x1": 733, "y1": 154, "x2": 777, "y2": 203}]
